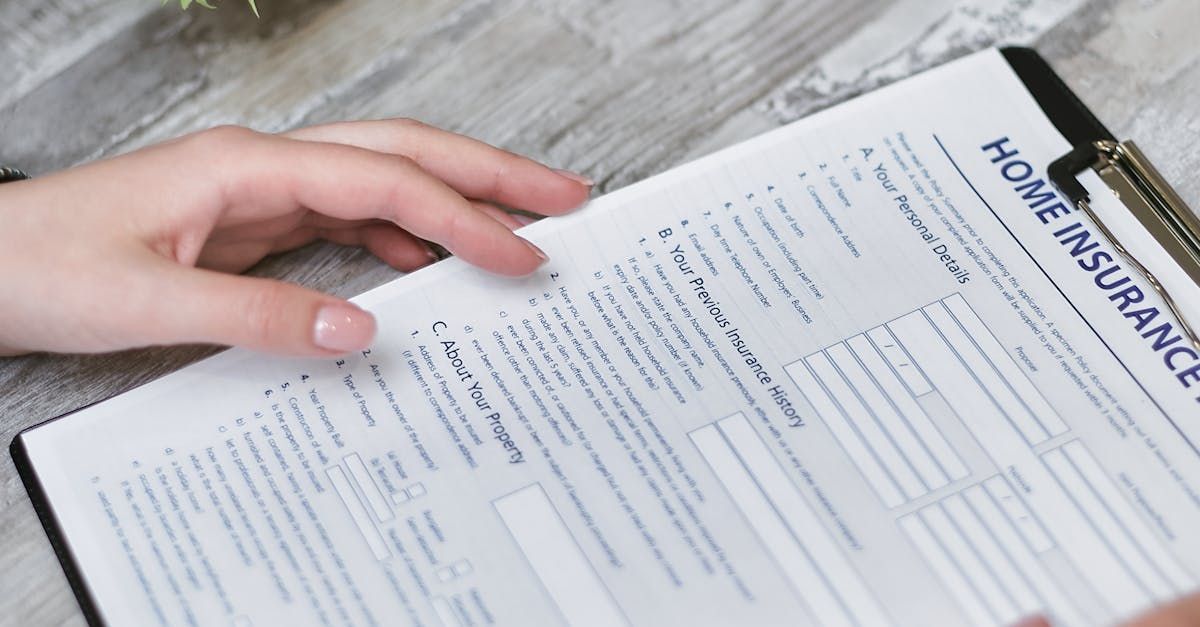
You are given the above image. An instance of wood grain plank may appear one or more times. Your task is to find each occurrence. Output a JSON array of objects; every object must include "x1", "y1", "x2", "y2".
[
  {"x1": 0, "y1": 0, "x2": 155, "y2": 110},
  {"x1": 762, "y1": 0, "x2": 1091, "y2": 121},
  {"x1": 1034, "y1": 0, "x2": 1200, "y2": 205},
  {"x1": 0, "y1": 0, "x2": 345, "y2": 173},
  {"x1": 761, "y1": 0, "x2": 1200, "y2": 206},
  {"x1": 96, "y1": 0, "x2": 486, "y2": 151},
  {"x1": 298, "y1": 0, "x2": 891, "y2": 190}
]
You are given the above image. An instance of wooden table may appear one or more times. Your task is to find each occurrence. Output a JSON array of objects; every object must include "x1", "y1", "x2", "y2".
[{"x1": 2, "y1": 0, "x2": 1197, "y2": 623}]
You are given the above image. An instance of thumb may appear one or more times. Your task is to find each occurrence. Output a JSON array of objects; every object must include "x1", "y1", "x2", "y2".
[
  {"x1": 1124, "y1": 591, "x2": 1200, "y2": 626},
  {"x1": 149, "y1": 262, "x2": 376, "y2": 356}
]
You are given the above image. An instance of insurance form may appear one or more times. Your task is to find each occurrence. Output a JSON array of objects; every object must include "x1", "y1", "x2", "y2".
[{"x1": 16, "y1": 48, "x2": 1200, "y2": 626}]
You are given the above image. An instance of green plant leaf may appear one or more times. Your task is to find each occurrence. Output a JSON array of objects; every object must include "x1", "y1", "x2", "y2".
[{"x1": 170, "y1": 0, "x2": 260, "y2": 17}]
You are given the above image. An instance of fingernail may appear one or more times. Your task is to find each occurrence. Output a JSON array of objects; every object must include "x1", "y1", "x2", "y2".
[
  {"x1": 313, "y1": 303, "x2": 377, "y2": 352},
  {"x1": 523, "y1": 238, "x2": 549, "y2": 265},
  {"x1": 513, "y1": 213, "x2": 539, "y2": 226},
  {"x1": 552, "y1": 168, "x2": 594, "y2": 187}
]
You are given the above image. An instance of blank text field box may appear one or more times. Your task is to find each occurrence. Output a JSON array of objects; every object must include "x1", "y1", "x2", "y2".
[
  {"x1": 899, "y1": 514, "x2": 992, "y2": 626},
  {"x1": 942, "y1": 295, "x2": 1067, "y2": 437},
  {"x1": 943, "y1": 494, "x2": 1037, "y2": 623},
  {"x1": 716, "y1": 413, "x2": 892, "y2": 627},
  {"x1": 691, "y1": 423, "x2": 864, "y2": 627},
  {"x1": 923, "y1": 304, "x2": 1050, "y2": 444},
  {"x1": 847, "y1": 333, "x2": 968, "y2": 482},
  {"x1": 326, "y1": 466, "x2": 390, "y2": 561},
  {"x1": 963, "y1": 484, "x2": 1086, "y2": 627},
  {"x1": 786, "y1": 361, "x2": 905, "y2": 507},
  {"x1": 344, "y1": 453, "x2": 392, "y2": 523},
  {"x1": 830, "y1": 340, "x2": 950, "y2": 489},
  {"x1": 1060, "y1": 442, "x2": 1193, "y2": 592},
  {"x1": 886, "y1": 311, "x2": 1032, "y2": 473},
  {"x1": 921, "y1": 504, "x2": 1017, "y2": 623},
  {"x1": 866, "y1": 325, "x2": 933, "y2": 396},
  {"x1": 430, "y1": 596, "x2": 459, "y2": 627},
  {"x1": 1039, "y1": 448, "x2": 1153, "y2": 616},
  {"x1": 1046, "y1": 442, "x2": 1193, "y2": 601},
  {"x1": 982, "y1": 476, "x2": 1054, "y2": 554},
  {"x1": 493, "y1": 484, "x2": 626, "y2": 627},
  {"x1": 807, "y1": 351, "x2": 925, "y2": 501}
]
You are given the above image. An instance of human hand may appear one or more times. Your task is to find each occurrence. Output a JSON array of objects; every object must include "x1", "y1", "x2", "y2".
[
  {"x1": 0, "y1": 119, "x2": 591, "y2": 356},
  {"x1": 1123, "y1": 592, "x2": 1200, "y2": 626},
  {"x1": 1012, "y1": 591, "x2": 1200, "y2": 627}
]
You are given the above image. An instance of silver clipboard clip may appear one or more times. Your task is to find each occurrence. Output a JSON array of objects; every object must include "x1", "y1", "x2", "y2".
[{"x1": 1049, "y1": 139, "x2": 1200, "y2": 351}]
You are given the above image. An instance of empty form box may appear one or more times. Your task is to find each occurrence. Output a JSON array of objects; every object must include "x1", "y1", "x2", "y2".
[{"x1": 690, "y1": 413, "x2": 891, "y2": 627}]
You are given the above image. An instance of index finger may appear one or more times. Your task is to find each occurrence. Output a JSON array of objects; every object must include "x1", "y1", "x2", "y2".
[
  {"x1": 180, "y1": 126, "x2": 549, "y2": 277},
  {"x1": 284, "y1": 118, "x2": 592, "y2": 216}
]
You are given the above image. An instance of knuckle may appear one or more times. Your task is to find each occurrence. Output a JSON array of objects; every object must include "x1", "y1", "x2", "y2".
[
  {"x1": 390, "y1": 153, "x2": 417, "y2": 169},
  {"x1": 391, "y1": 117, "x2": 425, "y2": 131},
  {"x1": 384, "y1": 154, "x2": 420, "y2": 183},
  {"x1": 184, "y1": 126, "x2": 262, "y2": 203},
  {"x1": 488, "y1": 161, "x2": 509, "y2": 200},
  {"x1": 442, "y1": 208, "x2": 468, "y2": 251},
  {"x1": 241, "y1": 284, "x2": 286, "y2": 345},
  {"x1": 387, "y1": 118, "x2": 429, "y2": 161},
  {"x1": 191, "y1": 125, "x2": 256, "y2": 152},
  {"x1": 182, "y1": 126, "x2": 260, "y2": 173}
]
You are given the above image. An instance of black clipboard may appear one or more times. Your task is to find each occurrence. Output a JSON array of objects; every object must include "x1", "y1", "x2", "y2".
[
  {"x1": 1003, "y1": 47, "x2": 1200, "y2": 350},
  {"x1": 10, "y1": 45, "x2": 1198, "y2": 626}
]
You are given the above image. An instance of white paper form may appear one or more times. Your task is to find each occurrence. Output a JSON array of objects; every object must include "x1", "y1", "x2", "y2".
[{"x1": 19, "y1": 49, "x2": 1200, "y2": 627}]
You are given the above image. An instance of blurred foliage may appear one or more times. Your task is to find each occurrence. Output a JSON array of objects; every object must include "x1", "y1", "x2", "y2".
[{"x1": 168, "y1": 0, "x2": 260, "y2": 18}]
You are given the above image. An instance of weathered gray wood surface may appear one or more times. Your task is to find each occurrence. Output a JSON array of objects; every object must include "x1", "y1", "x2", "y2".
[{"x1": 1, "y1": 0, "x2": 1197, "y2": 623}]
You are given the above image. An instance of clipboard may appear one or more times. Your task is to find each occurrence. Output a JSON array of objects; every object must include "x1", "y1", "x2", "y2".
[
  {"x1": 8, "y1": 46, "x2": 1200, "y2": 627},
  {"x1": 1001, "y1": 47, "x2": 1200, "y2": 350}
]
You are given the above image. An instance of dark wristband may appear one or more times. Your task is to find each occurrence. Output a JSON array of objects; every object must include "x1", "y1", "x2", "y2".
[{"x1": 0, "y1": 166, "x2": 30, "y2": 183}]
